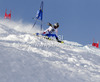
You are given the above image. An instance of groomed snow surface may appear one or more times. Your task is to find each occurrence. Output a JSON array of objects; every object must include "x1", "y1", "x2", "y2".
[{"x1": 0, "y1": 19, "x2": 100, "y2": 82}]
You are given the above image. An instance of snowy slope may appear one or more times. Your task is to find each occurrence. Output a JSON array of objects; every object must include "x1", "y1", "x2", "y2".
[{"x1": 0, "y1": 19, "x2": 100, "y2": 82}]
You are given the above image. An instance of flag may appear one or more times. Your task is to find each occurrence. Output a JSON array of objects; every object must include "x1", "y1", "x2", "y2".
[
  {"x1": 36, "y1": 8, "x2": 43, "y2": 20},
  {"x1": 4, "y1": 9, "x2": 11, "y2": 19},
  {"x1": 92, "y1": 41, "x2": 99, "y2": 48},
  {"x1": 33, "y1": 1, "x2": 43, "y2": 30}
]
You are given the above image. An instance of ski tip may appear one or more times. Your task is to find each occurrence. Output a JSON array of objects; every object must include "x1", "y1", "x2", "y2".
[
  {"x1": 61, "y1": 41, "x2": 64, "y2": 43},
  {"x1": 58, "y1": 41, "x2": 64, "y2": 43}
]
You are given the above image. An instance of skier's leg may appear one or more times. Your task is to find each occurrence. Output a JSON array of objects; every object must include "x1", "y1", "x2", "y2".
[
  {"x1": 50, "y1": 34, "x2": 62, "y2": 42},
  {"x1": 42, "y1": 34, "x2": 51, "y2": 40},
  {"x1": 42, "y1": 33, "x2": 63, "y2": 43}
]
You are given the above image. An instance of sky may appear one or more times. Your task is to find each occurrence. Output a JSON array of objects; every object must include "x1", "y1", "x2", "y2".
[{"x1": 0, "y1": 0, "x2": 100, "y2": 45}]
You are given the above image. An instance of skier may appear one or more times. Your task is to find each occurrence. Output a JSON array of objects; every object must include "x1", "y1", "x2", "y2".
[{"x1": 42, "y1": 23, "x2": 63, "y2": 43}]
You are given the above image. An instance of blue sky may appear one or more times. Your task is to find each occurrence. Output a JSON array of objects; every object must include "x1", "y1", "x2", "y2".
[{"x1": 0, "y1": 0, "x2": 100, "y2": 45}]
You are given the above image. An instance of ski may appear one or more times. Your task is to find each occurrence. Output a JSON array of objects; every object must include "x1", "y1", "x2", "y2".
[{"x1": 33, "y1": 33, "x2": 64, "y2": 43}]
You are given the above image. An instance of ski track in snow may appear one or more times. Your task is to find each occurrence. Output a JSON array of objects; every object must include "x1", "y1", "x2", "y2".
[{"x1": 0, "y1": 19, "x2": 100, "y2": 82}]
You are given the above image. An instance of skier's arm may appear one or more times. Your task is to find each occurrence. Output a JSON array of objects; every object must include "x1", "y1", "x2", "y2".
[
  {"x1": 43, "y1": 29, "x2": 48, "y2": 34},
  {"x1": 43, "y1": 28, "x2": 49, "y2": 34},
  {"x1": 47, "y1": 23, "x2": 52, "y2": 26},
  {"x1": 43, "y1": 26, "x2": 52, "y2": 34}
]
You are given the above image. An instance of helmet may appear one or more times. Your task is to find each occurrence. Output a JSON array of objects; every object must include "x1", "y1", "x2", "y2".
[{"x1": 54, "y1": 23, "x2": 59, "y2": 28}]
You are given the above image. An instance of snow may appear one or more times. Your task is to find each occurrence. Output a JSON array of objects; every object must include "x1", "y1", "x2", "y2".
[{"x1": 0, "y1": 19, "x2": 100, "y2": 82}]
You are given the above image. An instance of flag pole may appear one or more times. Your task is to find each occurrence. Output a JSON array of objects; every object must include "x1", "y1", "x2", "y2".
[
  {"x1": 41, "y1": 1, "x2": 43, "y2": 31},
  {"x1": 33, "y1": 19, "x2": 37, "y2": 28},
  {"x1": 32, "y1": 1, "x2": 43, "y2": 30}
]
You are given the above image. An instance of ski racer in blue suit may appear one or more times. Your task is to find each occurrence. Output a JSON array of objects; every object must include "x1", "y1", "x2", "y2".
[{"x1": 42, "y1": 23, "x2": 63, "y2": 43}]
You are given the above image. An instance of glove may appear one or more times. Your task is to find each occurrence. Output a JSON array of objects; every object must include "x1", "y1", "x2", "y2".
[
  {"x1": 43, "y1": 32, "x2": 46, "y2": 34},
  {"x1": 47, "y1": 23, "x2": 52, "y2": 26}
]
